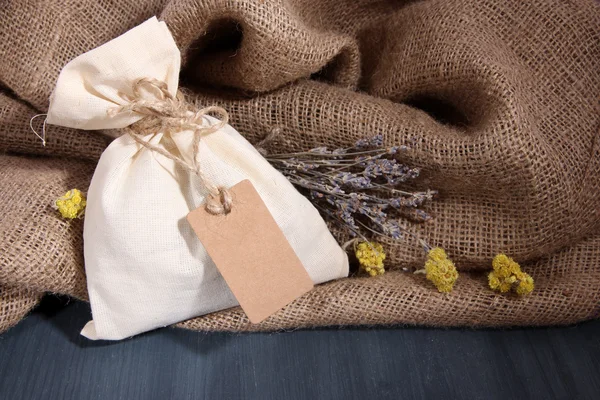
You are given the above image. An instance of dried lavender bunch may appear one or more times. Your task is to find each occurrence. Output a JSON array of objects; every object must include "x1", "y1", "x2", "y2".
[{"x1": 265, "y1": 135, "x2": 437, "y2": 242}]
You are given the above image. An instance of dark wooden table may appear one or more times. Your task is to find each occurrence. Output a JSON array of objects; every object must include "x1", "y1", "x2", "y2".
[{"x1": 1, "y1": 296, "x2": 599, "y2": 399}]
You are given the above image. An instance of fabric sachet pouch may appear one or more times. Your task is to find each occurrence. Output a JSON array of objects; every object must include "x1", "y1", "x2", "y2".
[{"x1": 46, "y1": 17, "x2": 348, "y2": 340}]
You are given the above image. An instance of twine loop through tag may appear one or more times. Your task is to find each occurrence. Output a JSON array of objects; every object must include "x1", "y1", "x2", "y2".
[{"x1": 109, "y1": 78, "x2": 232, "y2": 214}]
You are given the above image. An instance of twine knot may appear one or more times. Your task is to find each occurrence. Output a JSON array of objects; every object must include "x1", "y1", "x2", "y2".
[{"x1": 109, "y1": 78, "x2": 232, "y2": 214}]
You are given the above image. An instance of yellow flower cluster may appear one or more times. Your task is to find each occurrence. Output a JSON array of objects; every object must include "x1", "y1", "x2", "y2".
[
  {"x1": 355, "y1": 242, "x2": 385, "y2": 276},
  {"x1": 55, "y1": 189, "x2": 86, "y2": 219},
  {"x1": 424, "y1": 247, "x2": 458, "y2": 293},
  {"x1": 488, "y1": 254, "x2": 534, "y2": 295}
]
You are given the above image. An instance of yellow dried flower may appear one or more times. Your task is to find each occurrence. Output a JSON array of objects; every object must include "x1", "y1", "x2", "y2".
[
  {"x1": 55, "y1": 189, "x2": 86, "y2": 219},
  {"x1": 488, "y1": 254, "x2": 534, "y2": 295},
  {"x1": 488, "y1": 274, "x2": 501, "y2": 290},
  {"x1": 355, "y1": 241, "x2": 385, "y2": 276},
  {"x1": 516, "y1": 273, "x2": 534, "y2": 296},
  {"x1": 424, "y1": 247, "x2": 458, "y2": 293}
]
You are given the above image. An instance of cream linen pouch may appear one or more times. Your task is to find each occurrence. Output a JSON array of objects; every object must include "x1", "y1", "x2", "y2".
[{"x1": 46, "y1": 17, "x2": 348, "y2": 340}]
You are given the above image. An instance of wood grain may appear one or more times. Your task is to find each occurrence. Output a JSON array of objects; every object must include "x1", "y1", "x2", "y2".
[{"x1": 0, "y1": 296, "x2": 599, "y2": 399}]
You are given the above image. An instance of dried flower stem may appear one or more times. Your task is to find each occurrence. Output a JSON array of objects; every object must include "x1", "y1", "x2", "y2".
[{"x1": 264, "y1": 134, "x2": 437, "y2": 248}]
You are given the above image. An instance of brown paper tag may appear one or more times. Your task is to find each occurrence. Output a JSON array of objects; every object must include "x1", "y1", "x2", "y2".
[{"x1": 186, "y1": 180, "x2": 314, "y2": 323}]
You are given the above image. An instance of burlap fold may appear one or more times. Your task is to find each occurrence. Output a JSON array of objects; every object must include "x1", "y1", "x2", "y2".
[
  {"x1": 0, "y1": 285, "x2": 42, "y2": 333},
  {"x1": 1, "y1": 0, "x2": 599, "y2": 333}
]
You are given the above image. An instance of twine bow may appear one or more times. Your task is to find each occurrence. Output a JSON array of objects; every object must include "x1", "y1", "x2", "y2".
[{"x1": 109, "y1": 78, "x2": 232, "y2": 214}]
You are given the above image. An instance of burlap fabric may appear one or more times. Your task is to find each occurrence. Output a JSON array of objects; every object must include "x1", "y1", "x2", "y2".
[{"x1": 1, "y1": 0, "x2": 599, "y2": 333}]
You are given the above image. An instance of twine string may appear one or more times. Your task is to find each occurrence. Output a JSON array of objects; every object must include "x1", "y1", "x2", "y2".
[
  {"x1": 30, "y1": 113, "x2": 48, "y2": 146},
  {"x1": 109, "y1": 78, "x2": 232, "y2": 214}
]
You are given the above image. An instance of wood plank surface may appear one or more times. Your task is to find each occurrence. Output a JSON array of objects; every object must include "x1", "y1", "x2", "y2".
[{"x1": 0, "y1": 296, "x2": 599, "y2": 399}]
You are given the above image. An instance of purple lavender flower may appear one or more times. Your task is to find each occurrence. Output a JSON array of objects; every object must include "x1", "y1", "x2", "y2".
[
  {"x1": 333, "y1": 172, "x2": 371, "y2": 189},
  {"x1": 382, "y1": 220, "x2": 403, "y2": 239},
  {"x1": 355, "y1": 134, "x2": 384, "y2": 148},
  {"x1": 355, "y1": 138, "x2": 371, "y2": 148},
  {"x1": 265, "y1": 134, "x2": 435, "y2": 243}
]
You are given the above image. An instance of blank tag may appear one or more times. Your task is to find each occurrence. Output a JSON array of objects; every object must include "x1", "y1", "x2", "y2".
[{"x1": 187, "y1": 180, "x2": 314, "y2": 323}]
